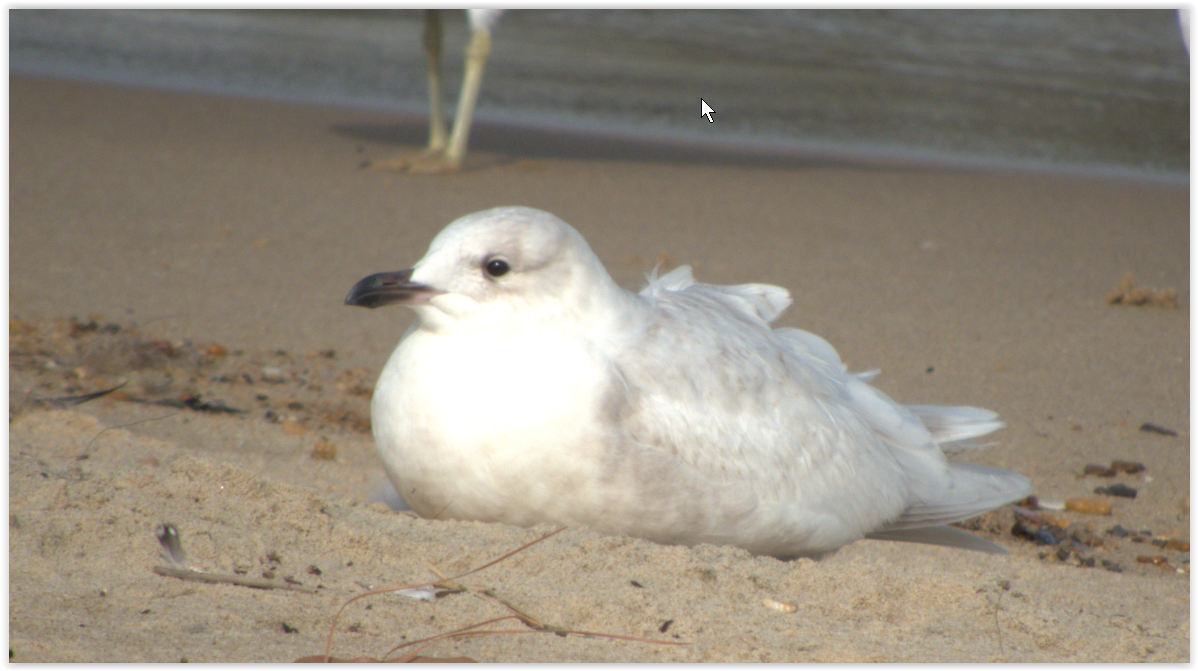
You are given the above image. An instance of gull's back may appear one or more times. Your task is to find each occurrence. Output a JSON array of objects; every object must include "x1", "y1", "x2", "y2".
[{"x1": 591, "y1": 266, "x2": 1031, "y2": 557}]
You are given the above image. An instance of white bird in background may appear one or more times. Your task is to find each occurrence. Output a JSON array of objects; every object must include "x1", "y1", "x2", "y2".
[
  {"x1": 1179, "y1": 8, "x2": 1190, "y2": 52},
  {"x1": 370, "y1": 9, "x2": 505, "y2": 173},
  {"x1": 345, "y1": 207, "x2": 1033, "y2": 559}
]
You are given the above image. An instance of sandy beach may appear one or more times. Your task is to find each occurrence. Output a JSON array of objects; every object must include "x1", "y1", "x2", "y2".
[{"x1": 8, "y1": 74, "x2": 1189, "y2": 661}]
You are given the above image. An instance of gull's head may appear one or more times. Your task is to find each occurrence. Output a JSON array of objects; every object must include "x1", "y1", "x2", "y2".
[{"x1": 345, "y1": 207, "x2": 621, "y2": 331}]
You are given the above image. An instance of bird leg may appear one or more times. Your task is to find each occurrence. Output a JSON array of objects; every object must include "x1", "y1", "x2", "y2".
[
  {"x1": 440, "y1": 23, "x2": 492, "y2": 171},
  {"x1": 423, "y1": 9, "x2": 448, "y2": 154},
  {"x1": 369, "y1": 12, "x2": 491, "y2": 174}
]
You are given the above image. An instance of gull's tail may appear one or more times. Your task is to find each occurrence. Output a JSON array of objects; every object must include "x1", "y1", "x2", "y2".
[
  {"x1": 869, "y1": 405, "x2": 1031, "y2": 553},
  {"x1": 867, "y1": 462, "x2": 1033, "y2": 553},
  {"x1": 865, "y1": 525, "x2": 1013, "y2": 554}
]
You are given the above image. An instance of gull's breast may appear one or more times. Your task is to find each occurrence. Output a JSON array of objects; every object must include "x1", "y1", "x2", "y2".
[{"x1": 371, "y1": 327, "x2": 616, "y2": 525}]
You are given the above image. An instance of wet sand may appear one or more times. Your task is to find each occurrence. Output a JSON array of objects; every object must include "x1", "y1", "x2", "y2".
[{"x1": 8, "y1": 74, "x2": 1189, "y2": 662}]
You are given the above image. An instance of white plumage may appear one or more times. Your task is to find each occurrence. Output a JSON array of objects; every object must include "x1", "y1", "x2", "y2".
[{"x1": 346, "y1": 206, "x2": 1032, "y2": 558}]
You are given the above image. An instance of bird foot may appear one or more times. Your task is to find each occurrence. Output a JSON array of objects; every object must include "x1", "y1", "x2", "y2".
[{"x1": 364, "y1": 149, "x2": 463, "y2": 174}]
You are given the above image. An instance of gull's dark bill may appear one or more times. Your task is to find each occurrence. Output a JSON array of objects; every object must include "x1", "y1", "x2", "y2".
[{"x1": 345, "y1": 270, "x2": 443, "y2": 309}]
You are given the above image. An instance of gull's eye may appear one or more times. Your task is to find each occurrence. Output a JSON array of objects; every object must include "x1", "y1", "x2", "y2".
[{"x1": 484, "y1": 258, "x2": 510, "y2": 278}]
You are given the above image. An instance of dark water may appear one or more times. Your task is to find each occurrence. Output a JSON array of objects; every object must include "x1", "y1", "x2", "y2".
[{"x1": 10, "y1": 9, "x2": 1190, "y2": 177}]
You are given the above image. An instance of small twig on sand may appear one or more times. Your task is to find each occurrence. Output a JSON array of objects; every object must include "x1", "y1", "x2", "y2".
[{"x1": 152, "y1": 565, "x2": 318, "y2": 593}]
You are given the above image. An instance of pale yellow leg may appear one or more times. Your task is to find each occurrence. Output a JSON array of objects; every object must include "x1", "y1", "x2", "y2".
[
  {"x1": 370, "y1": 12, "x2": 492, "y2": 174},
  {"x1": 440, "y1": 26, "x2": 492, "y2": 170},
  {"x1": 423, "y1": 9, "x2": 448, "y2": 153}
]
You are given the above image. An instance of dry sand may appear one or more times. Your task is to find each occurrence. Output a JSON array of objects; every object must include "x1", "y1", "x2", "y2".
[{"x1": 8, "y1": 74, "x2": 1189, "y2": 662}]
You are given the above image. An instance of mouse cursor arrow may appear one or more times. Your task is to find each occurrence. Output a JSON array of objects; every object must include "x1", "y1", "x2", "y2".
[{"x1": 700, "y1": 98, "x2": 716, "y2": 123}]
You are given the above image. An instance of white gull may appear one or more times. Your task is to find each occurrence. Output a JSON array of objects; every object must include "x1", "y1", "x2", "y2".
[{"x1": 346, "y1": 206, "x2": 1032, "y2": 559}]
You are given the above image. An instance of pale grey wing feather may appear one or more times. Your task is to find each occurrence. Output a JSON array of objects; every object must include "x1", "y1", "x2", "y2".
[
  {"x1": 907, "y1": 405, "x2": 1005, "y2": 455},
  {"x1": 642, "y1": 265, "x2": 792, "y2": 325},
  {"x1": 615, "y1": 281, "x2": 919, "y2": 531},
  {"x1": 616, "y1": 278, "x2": 1028, "y2": 555},
  {"x1": 865, "y1": 525, "x2": 1010, "y2": 554},
  {"x1": 882, "y1": 461, "x2": 1032, "y2": 529}
]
